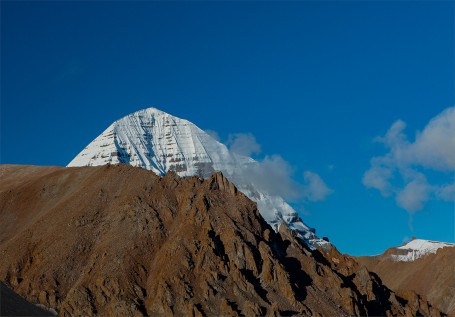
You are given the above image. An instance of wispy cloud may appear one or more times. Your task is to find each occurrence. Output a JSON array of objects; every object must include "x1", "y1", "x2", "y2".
[
  {"x1": 362, "y1": 161, "x2": 394, "y2": 197},
  {"x1": 436, "y1": 183, "x2": 455, "y2": 202},
  {"x1": 363, "y1": 106, "x2": 455, "y2": 213},
  {"x1": 227, "y1": 133, "x2": 261, "y2": 157},
  {"x1": 303, "y1": 171, "x2": 333, "y2": 202},
  {"x1": 205, "y1": 129, "x2": 220, "y2": 142},
  {"x1": 222, "y1": 133, "x2": 333, "y2": 204},
  {"x1": 395, "y1": 173, "x2": 431, "y2": 212},
  {"x1": 238, "y1": 154, "x2": 301, "y2": 200}
]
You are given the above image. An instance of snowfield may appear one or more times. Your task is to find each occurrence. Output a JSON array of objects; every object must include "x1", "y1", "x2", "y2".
[{"x1": 390, "y1": 239, "x2": 455, "y2": 262}]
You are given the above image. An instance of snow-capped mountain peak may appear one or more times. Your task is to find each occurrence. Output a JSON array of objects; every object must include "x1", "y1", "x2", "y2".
[
  {"x1": 68, "y1": 107, "x2": 328, "y2": 248},
  {"x1": 68, "y1": 107, "x2": 243, "y2": 175},
  {"x1": 389, "y1": 238, "x2": 455, "y2": 262}
]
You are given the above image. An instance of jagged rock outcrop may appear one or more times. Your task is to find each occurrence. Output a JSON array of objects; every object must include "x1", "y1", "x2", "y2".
[{"x1": 0, "y1": 164, "x2": 444, "y2": 316}]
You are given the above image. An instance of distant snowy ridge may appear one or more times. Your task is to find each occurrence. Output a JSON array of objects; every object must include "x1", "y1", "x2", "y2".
[
  {"x1": 68, "y1": 107, "x2": 329, "y2": 248},
  {"x1": 389, "y1": 239, "x2": 455, "y2": 262}
]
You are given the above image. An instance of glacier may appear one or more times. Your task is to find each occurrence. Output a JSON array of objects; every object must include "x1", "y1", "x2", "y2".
[{"x1": 68, "y1": 107, "x2": 329, "y2": 248}]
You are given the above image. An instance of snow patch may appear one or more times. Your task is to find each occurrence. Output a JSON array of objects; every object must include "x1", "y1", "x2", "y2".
[{"x1": 390, "y1": 239, "x2": 455, "y2": 262}]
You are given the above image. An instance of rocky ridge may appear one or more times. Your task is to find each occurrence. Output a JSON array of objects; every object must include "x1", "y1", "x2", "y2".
[{"x1": 0, "y1": 164, "x2": 443, "y2": 316}]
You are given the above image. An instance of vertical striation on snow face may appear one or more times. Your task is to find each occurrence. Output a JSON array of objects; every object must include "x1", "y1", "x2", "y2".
[
  {"x1": 68, "y1": 108, "x2": 252, "y2": 178},
  {"x1": 68, "y1": 107, "x2": 328, "y2": 247}
]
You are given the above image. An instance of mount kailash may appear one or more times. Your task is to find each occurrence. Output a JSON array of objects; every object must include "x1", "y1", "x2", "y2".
[{"x1": 68, "y1": 107, "x2": 328, "y2": 248}]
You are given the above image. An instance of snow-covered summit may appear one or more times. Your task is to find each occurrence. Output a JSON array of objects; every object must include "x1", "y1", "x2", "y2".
[
  {"x1": 68, "y1": 107, "x2": 248, "y2": 176},
  {"x1": 389, "y1": 239, "x2": 455, "y2": 262},
  {"x1": 68, "y1": 107, "x2": 328, "y2": 248}
]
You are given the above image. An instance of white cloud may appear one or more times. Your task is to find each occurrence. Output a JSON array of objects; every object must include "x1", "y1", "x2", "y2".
[
  {"x1": 224, "y1": 134, "x2": 332, "y2": 204},
  {"x1": 375, "y1": 107, "x2": 455, "y2": 171},
  {"x1": 436, "y1": 182, "x2": 455, "y2": 202},
  {"x1": 227, "y1": 133, "x2": 261, "y2": 157},
  {"x1": 303, "y1": 171, "x2": 333, "y2": 202},
  {"x1": 395, "y1": 174, "x2": 431, "y2": 213},
  {"x1": 362, "y1": 161, "x2": 394, "y2": 196},
  {"x1": 205, "y1": 129, "x2": 220, "y2": 142},
  {"x1": 363, "y1": 106, "x2": 455, "y2": 212},
  {"x1": 410, "y1": 107, "x2": 455, "y2": 170},
  {"x1": 377, "y1": 119, "x2": 408, "y2": 148},
  {"x1": 237, "y1": 154, "x2": 301, "y2": 201}
]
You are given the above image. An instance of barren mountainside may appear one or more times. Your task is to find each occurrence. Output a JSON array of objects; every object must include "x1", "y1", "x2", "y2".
[
  {"x1": 357, "y1": 242, "x2": 455, "y2": 316},
  {"x1": 0, "y1": 164, "x2": 444, "y2": 316}
]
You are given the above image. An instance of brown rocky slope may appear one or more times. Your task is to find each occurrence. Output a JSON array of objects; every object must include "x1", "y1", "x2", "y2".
[
  {"x1": 0, "y1": 164, "x2": 444, "y2": 316},
  {"x1": 357, "y1": 246, "x2": 455, "y2": 316}
]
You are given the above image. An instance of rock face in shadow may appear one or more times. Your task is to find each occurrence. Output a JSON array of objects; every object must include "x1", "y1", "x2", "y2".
[
  {"x1": 1, "y1": 281, "x2": 56, "y2": 317},
  {"x1": 357, "y1": 246, "x2": 455, "y2": 316},
  {"x1": 0, "y1": 164, "x2": 444, "y2": 316}
]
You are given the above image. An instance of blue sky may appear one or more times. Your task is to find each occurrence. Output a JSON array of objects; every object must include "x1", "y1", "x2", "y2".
[{"x1": 1, "y1": 1, "x2": 453, "y2": 255}]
